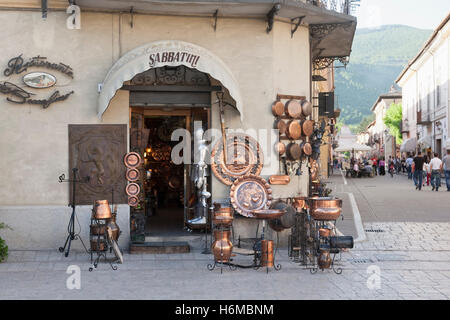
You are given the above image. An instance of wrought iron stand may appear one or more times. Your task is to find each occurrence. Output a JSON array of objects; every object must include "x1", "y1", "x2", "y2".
[{"x1": 58, "y1": 168, "x2": 89, "y2": 257}]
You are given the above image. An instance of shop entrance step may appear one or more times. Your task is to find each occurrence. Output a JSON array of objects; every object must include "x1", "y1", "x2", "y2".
[{"x1": 129, "y1": 241, "x2": 190, "y2": 254}]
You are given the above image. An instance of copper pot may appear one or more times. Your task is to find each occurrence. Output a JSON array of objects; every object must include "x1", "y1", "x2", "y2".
[
  {"x1": 274, "y1": 119, "x2": 287, "y2": 135},
  {"x1": 309, "y1": 197, "x2": 342, "y2": 221},
  {"x1": 301, "y1": 100, "x2": 313, "y2": 117},
  {"x1": 90, "y1": 224, "x2": 106, "y2": 235},
  {"x1": 212, "y1": 230, "x2": 233, "y2": 263},
  {"x1": 90, "y1": 240, "x2": 107, "y2": 252},
  {"x1": 271, "y1": 100, "x2": 285, "y2": 117},
  {"x1": 93, "y1": 200, "x2": 112, "y2": 220},
  {"x1": 275, "y1": 142, "x2": 286, "y2": 156},
  {"x1": 286, "y1": 142, "x2": 302, "y2": 160},
  {"x1": 268, "y1": 175, "x2": 290, "y2": 185},
  {"x1": 318, "y1": 247, "x2": 332, "y2": 269},
  {"x1": 286, "y1": 120, "x2": 301, "y2": 140},
  {"x1": 261, "y1": 240, "x2": 274, "y2": 267},
  {"x1": 284, "y1": 100, "x2": 302, "y2": 118},
  {"x1": 213, "y1": 207, "x2": 233, "y2": 227},
  {"x1": 301, "y1": 120, "x2": 314, "y2": 137}
]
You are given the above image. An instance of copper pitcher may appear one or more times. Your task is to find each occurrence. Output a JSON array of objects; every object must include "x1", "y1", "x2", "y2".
[
  {"x1": 212, "y1": 230, "x2": 233, "y2": 263},
  {"x1": 93, "y1": 200, "x2": 112, "y2": 219},
  {"x1": 261, "y1": 240, "x2": 274, "y2": 267}
]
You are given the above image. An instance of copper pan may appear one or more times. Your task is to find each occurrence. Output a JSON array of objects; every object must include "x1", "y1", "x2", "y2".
[
  {"x1": 271, "y1": 100, "x2": 285, "y2": 117},
  {"x1": 284, "y1": 100, "x2": 302, "y2": 118},
  {"x1": 275, "y1": 142, "x2": 286, "y2": 156},
  {"x1": 274, "y1": 119, "x2": 287, "y2": 135},
  {"x1": 269, "y1": 175, "x2": 290, "y2": 185},
  {"x1": 93, "y1": 200, "x2": 112, "y2": 219},
  {"x1": 301, "y1": 100, "x2": 313, "y2": 117},
  {"x1": 286, "y1": 120, "x2": 301, "y2": 140},
  {"x1": 126, "y1": 168, "x2": 140, "y2": 182},
  {"x1": 300, "y1": 141, "x2": 312, "y2": 156},
  {"x1": 301, "y1": 120, "x2": 314, "y2": 137},
  {"x1": 286, "y1": 142, "x2": 302, "y2": 160},
  {"x1": 126, "y1": 183, "x2": 140, "y2": 196}
]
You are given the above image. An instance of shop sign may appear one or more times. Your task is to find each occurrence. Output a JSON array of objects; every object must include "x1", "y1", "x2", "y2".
[
  {"x1": 1, "y1": 54, "x2": 74, "y2": 109},
  {"x1": 149, "y1": 51, "x2": 200, "y2": 68}
]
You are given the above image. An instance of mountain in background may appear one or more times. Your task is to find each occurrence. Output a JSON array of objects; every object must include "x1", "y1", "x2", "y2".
[{"x1": 335, "y1": 25, "x2": 432, "y2": 129}]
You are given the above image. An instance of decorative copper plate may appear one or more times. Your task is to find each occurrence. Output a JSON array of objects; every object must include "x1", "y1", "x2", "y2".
[
  {"x1": 125, "y1": 183, "x2": 140, "y2": 196},
  {"x1": 230, "y1": 175, "x2": 272, "y2": 218},
  {"x1": 211, "y1": 133, "x2": 264, "y2": 186},
  {"x1": 128, "y1": 196, "x2": 139, "y2": 207},
  {"x1": 124, "y1": 152, "x2": 141, "y2": 168},
  {"x1": 126, "y1": 168, "x2": 140, "y2": 182}
]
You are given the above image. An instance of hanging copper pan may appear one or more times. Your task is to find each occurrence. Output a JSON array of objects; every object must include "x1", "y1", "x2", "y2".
[
  {"x1": 286, "y1": 120, "x2": 301, "y2": 140},
  {"x1": 284, "y1": 100, "x2": 302, "y2": 118},
  {"x1": 123, "y1": 152, "x2": 141, "y2": 168},
  {"x1": 271, "y1": 100, "x2": 285, "y2": 117},
  {"x1": 301, "y1": 120, "x2": 314, "y2": 137},
  {"x1": 274, "y1": 119, "x2": 287, "y2": 135},
  {"x1": 301, "y1": 100, "x2": 313, "y2": 117},
  {"x1": 126, "y1": 183, "x2": 140, "y2": 196},
  {"x1": 274, "y1": 142, "x2": 286, "y2": 156},
  {"x1": 128, "y1": 196, "x2": 139, "y2": 207},
  {"x1": 126, "y1": 168, "x2": 140, "y2": 182},
  {"x1": 300, "y1": 141, "x2": 312, "y2": 156},
  {"x1": 286, "y1": 142, "x2": 302, "y2": 160}
]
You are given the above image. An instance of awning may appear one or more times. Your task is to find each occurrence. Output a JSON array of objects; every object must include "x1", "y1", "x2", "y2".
[
  {"x1": 98, "y1": 40, "x2": 243, "y2": 120},
  {"x1": 400, "y1": 137, "x2": 417, "y2": 152},
  {"x1": 417, "y1": 135, "x2": 432, "y2": 148}
]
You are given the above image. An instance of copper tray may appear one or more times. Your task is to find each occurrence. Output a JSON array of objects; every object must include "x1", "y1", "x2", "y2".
[
  {"x1": 230, "y1": 175, "x2": 272, "y2": 218},
  {"x1": 269, "y1": 175, "x2": 290, "y2": 185},
  {"x1": 211, "y1": 133, "x2": 263, "y2": 186},
  {"x1": 126, "y1": 168, "x2": 140, "y2": 182},
  {"x1": 128, "y1": 196, "x2": 139, "y2": 207},
  {"x1": 126, "y1": 183, "x2": 140, "y2": 196},
  {"x1": 251, "y1": 209, "x2": 286, "y2": 219},
  {"x1": 124, "y1": 152, "x2": 141, "y2": 168}
]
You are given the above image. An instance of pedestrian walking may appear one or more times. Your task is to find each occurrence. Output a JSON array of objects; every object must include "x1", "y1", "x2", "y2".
[
  {"x1": 372, "y1": 156, "x2": 378, "y2": 176},
  {"x1": 379, "y1": 157, "x2": 386, "y2": 176},
  {"x1": 413, "y1": 151, "x2": 425, "y2": 190},
  {"x1": 406, "y1": 153, "x2": 413, "y2": 179},
  {"x1": 424, "y1": 157, "x2": 431, "y2": 186},
  {"x1": 430, "y1": 152, "x2": 443, "y2": 191},
  {"x1": 443, "y1": 148, "x2": 450, "y2": 191},
  {"x1": 401, "y1": 156, "x2": 406, "y2": 173}
]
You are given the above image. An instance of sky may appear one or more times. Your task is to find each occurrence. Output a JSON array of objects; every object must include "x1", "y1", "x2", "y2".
[{"x1": 354, "y1": 0, "x2": 450, "y2": 30}]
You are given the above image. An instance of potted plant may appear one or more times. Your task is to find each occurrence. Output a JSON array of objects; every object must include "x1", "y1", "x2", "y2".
[{"x1": 0, "y1": 222, "x2": 11, "y2": 263}]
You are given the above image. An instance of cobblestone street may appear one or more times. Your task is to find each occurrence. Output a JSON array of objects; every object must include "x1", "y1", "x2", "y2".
[{"x1": 1, "y1": 173, "x2": 450, "y2": 300}]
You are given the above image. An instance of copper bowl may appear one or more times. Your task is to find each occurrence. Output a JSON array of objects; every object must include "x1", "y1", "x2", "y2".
[
  {"x1": 309, "y1": 197, "x2": 342, "y2": 221},
  {"x1": 93, "y1": 200, "x2": 112, "y2": 219},
  {"x1": 251, "y1": 209, "x2": 286, "y2": 220}
]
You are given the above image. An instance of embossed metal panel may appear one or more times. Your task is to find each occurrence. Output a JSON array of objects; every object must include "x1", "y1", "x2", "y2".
[{"x1": 69, "y1": 124, "x2": 127, "y2": 205}]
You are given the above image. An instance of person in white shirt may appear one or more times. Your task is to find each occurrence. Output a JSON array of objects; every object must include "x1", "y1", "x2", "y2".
[{"x1": 429, "y1": 153, "x2": 443, "y2": 191}]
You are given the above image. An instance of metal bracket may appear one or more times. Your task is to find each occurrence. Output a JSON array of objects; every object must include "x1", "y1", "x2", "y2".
[
  {"x1": 266, "y1": 3, "x2": 281, "y2": 34},
  {"x1": 41, "y1": 0, "x2": 47, "y2": 19},
  {"x1": 130, "y1": 7, "x2": 134, "y2": 28},
  {"x1": 291, "y1": 16, "x2": 305, "y2": 38},
  {"x1": 213, "y1": 9, "x2": 219, "y2": 32}
]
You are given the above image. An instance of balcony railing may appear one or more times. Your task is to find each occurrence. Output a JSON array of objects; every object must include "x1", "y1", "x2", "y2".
[{"x1": 305, "y1": 0, "x2": 360, "y2": 15}]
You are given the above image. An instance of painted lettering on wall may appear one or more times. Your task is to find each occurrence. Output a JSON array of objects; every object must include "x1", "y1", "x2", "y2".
[
  {"x1": 4, "y1": 54, "x2": 74, "y2": 78},
  {"x1": 149, "y1": 52, "x2": 200, "y2": 68}
]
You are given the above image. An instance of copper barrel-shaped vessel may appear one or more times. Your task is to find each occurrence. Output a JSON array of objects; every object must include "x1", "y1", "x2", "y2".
[
  {"x1": 93, "y1": 200, "x2": 112, "y2": 220},
  {"x1": 261, "y1": 240, "x2": 274, "y2": 267},
  {"x1": 90, "y1": 224, "x2": 106, "y2": 235},
  {"x1": 213, "y1": 207, "x2": 234, "y2": 227},
  {"x1": 212, "y1": 230, "x2": 233, "y2": 263},
  {"x1": 309, "y1": 197, "x2": 342, "y2": 221},
  {"x1": 318, "y1": 245, "x2": 332, "y2": 269}
]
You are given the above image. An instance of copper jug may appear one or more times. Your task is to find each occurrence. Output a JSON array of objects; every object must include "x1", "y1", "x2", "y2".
[
  {"x1": 261, "y1": 240, "x2": 274, "y2": 267},
  {"x1": 212, "y1": 230, "x2": 233, "y2": 263},
  {"x1": 93, "y1": 200, "x2": 112, "y2": 220}
]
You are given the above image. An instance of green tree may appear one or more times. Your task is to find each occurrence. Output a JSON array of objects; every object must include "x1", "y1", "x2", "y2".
[{"x1": 383, "y1": 102, "x2": 402, "y2": 144}]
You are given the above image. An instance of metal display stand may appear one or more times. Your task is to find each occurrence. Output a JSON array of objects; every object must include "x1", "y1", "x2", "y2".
[
  {"x1": 89, "y1": 215, "x2": 118, "y2": 272},
  {"x1": 252, "y1": 219, "x2": 282, "y2": 273},
  {"x1": 58, "y1": 168, "x2": 89, "y2": 257}
]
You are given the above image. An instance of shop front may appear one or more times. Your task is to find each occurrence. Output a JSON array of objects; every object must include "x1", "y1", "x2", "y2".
[{"x1": 0, "y1": 1, "x2": 356, "y2": 256}]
